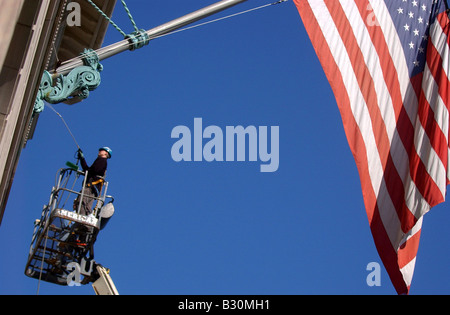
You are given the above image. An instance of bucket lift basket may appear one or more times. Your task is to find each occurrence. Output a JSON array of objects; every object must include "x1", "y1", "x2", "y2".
[{"x1": 25, "y1": 164, "x2": 114, "y2": 286}]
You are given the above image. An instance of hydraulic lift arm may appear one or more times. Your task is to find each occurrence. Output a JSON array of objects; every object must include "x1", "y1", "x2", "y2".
[{"x1": 92, "y1": 265, "x2": 119, "y2": 295}]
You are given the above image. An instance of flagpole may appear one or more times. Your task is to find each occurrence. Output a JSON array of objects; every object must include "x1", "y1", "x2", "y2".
[{"x1": 54, "y1": 0, "x2": 249, "y2": 75}]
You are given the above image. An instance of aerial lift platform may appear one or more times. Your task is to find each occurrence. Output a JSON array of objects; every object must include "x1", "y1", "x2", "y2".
[{"x1": 24, "y1": 162, "x2": 118, "y2": 294}]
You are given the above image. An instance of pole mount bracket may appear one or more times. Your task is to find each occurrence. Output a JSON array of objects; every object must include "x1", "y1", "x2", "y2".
[{"x1": 125, "y1": 29, "x2": 150, "y2": 51}]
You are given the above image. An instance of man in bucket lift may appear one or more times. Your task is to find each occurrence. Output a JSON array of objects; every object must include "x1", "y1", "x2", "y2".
[{"x1": 75, "y1": 147, "x2": 112, "y2": 216}]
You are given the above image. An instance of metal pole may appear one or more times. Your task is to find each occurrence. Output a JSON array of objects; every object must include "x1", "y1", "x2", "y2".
[{"x1": 54, "y1": 0, "x2": 249, "y2": 75}]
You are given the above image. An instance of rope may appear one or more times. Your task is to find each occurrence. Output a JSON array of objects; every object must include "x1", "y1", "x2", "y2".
[
  {"x1": 85, "y1": 0, "x2": 127, "y2": 37},
  {"x1": 36, "y1": 227, "x2": 50, "y2": 295},
  {"x1": 120, "y1": 0, "x2": 139, "y2": 32},
  {"x1": 85, "y1": 0, "x2": 142, "y2": 37},
  {"x1": 45, "y1": 104, "x2": 81, "y2": 150}
]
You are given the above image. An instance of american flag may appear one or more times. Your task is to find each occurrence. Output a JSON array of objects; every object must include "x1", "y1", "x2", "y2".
[{"x1": 294, "y1": 0, "x2": 450, "y2": 294}]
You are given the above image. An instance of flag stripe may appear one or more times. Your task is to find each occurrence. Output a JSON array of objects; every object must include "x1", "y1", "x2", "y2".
[
  {"x1": 367, "y1": 0, "x2": 446, "y2": 214},
  {"x1": 418, "y1": 22, "x2": 449, "y2": 195},
  {"x1": 294, "y1": 0, "x2": 450, "y2": 294},
  {"x1": 425, "y1": 19, "x2": 450, "y2": 180},
  {"x1": 398, "y1": 218, "x2": 422, "y2": 269},
  {"x1": 418, "y1": 64, "x2": 448, "y2": 182},
  {"x1": 317, "y1": 0, "x2": 421, "y2": 248},
  {"x1": 398, "y1": 217, "x2": 422, "y2": 288},
  {"x1": 325, "y1": 0, "x2": 419, "y2": 234},
  {"x1": 370, "y1": 204, "x2": 411, "y2": 294},
  {"x1": 299, "y1": 0, "x2": 409, "y2": 291},
  {"x1": 359, "y1": 1, "x2": 432, "y2": 223}
]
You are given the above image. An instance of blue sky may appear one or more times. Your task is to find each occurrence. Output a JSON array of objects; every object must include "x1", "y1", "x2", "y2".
[{"x1": 1, "y1": 0, "x2": 449, "y2": 295}]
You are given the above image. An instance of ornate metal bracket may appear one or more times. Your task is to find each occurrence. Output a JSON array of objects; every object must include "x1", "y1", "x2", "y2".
[{"x1": 34, "y1": 49, "x2": 103, "y2": 113}]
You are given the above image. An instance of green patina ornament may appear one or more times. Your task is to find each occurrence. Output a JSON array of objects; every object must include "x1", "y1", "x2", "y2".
[{"x1": 34, "y1": 49, "x2": 103, "y2": 113}]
